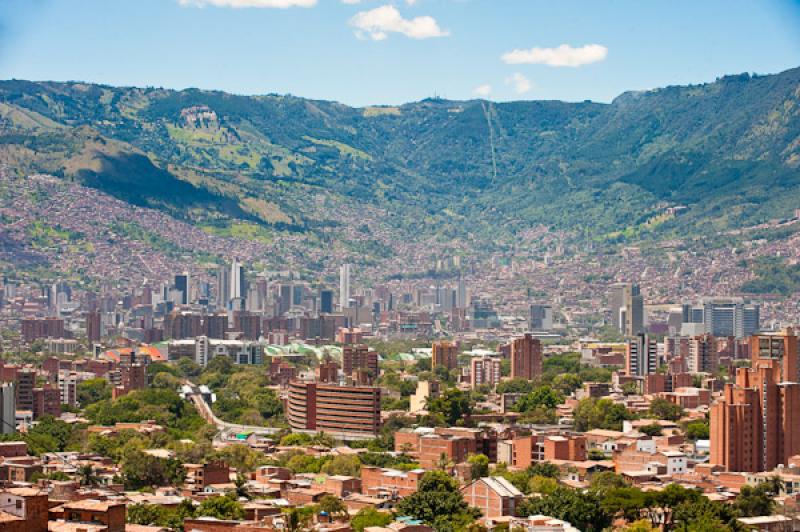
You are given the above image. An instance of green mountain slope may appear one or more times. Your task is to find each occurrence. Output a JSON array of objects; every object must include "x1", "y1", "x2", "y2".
[{"x1": 0, "y1": 68, "x2": 798, "y2": 248}]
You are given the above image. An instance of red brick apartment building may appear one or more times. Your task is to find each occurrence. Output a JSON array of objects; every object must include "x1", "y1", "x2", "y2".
[
  {"x1": 432, "y1": 340, "x2": 458, "y2": 370},
  {"x1": 342, "y1": 344, "x2": 379, "y2": 377},
  {"x1": 711, "y1": 331, "x2": 800, "y2": 472},
  {"x1": 461, "y1": 477, "x2": 524, "y2": 519},
  {"x1": 0, "y1": 488, "x2": 49, "y2": 532},
  {"x1": 361, "y1": 466, "x2": 425, "y2": 498},
  {"x1": 394, "y1": 427, "x2": 497, "y2": 468},
  {"x1": 509, "y1": 334, "x2": 542, "y2": 380},
  {"x1": 287, "y1": 380, "x2": 381, "y2": 435}
]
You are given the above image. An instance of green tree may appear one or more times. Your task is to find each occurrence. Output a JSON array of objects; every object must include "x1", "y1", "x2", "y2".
[
  {"x1": 639, "y1": 423, "x2": 664, "y2": 437},
  {"x1": 197, "y1": 494, "x2": 245, "y2": 520},
  {"x1": 514, "y1": 386, "x2": 563, "y2": 412},
  {"x1": 121, "y1": 450, "x2": 186, "y2": 490},
  {"x1": 467, "y1": 453, "x2": 489, "y2": 479},
  {"x1": 648, "y1": 398, "x2": 684, "y2": 421},
  {"x1": 77, "y1": 464, "x2": 100, "y2": 486},
  {"x1": 426, "y1": 388, "x2": 473, "y2": 426},
  {"x1": 734, "y1": 483, "x2": 776, "y2": 517},
  {"x1": 685, "y1": 420, "x2": 710, "y2": 441},
  {"x1": 318, "y1": 495, "x2": 348, "y2": 520},
  {"x1": 351, "y1": 507, "x2": 393, "y2": 532},
  {"x1": 573, "y1": 398, "x2": 633, "y2": 432},
  {"x1": 395, "y1": 470, "x2": 481, "y2": 531},
  {"x1": 321, "y1": 454, "x2": 361, "y2": 477},
  {"x1": 77, "y1": 378, "x2": 111, "y2": 407},
  {"x1": 517, "y1": 487, "x2": 611, "y2": 532}
]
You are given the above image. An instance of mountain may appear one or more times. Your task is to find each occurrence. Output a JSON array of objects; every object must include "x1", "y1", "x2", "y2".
[{"x1": 0, "y1": 68, "x2": 799, "y2": 256}]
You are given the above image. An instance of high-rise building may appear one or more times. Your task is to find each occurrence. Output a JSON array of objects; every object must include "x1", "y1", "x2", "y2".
[
  {"x1": 456, "y1": 279, "x2": 468, "y2": 309},
  {"x1": 750, "y1": 330, "x2": 799, "y2": 383},
  {"x1": 682, "y1": 298, "x2": 760, "y2": 339},
  {"x1": 21, "y1": 317, "x2": 65, "y2": 342},
  {"x1": 174, "y1": 273, "x2": 189, "y2": 305},
  {"x1": 15, "y1": 369, "x2": 35, "y2": 414},
  {"x1": 470, "y1": 356, "x2": 502, "y2": 389},
  {"x1": 230, "y1": 259, "x2": 246, "y2": 311},
  {"x1": 0, "y1": 382, "x2": 15, "y2": 434},
  {"x1": 625, "y1": 334, "x2": 659, "y2": 376},
  {"x1": 32, "y1": 385, "x2": 61, "y2": 420},
  {"x1": 216, "y1": 263, "x2": 231, "y2": 309},
  {"x1": 342, "y1": 345, "x2": 379, "y2": 378},
  {"x1": 86, "y1": 311, "x2": 101, "y2": 343},
  {"x1": 339, "y1": 264, "x2": 352, "y2": 310},
  {"x1": 509, "y1": 333, "x2": 542, "y2": 380},
  {"x1": 320, "y1": 289, "x2": 334, "y2": 314},
  {"x1": 608, "y1": 283, "x2": 644, "y2": 336},
  {"x1": 205, "y1": 313, "x2": 228, "y2": 340},
  {"x1": 688, "y1": 334, "x2": 718, "y2": 374},
  {"x1": 432, "y1": 340, "x2": 458, "y2": 371},
  {"x1": 287, "y1": 380, "x2": 381, "y2": 435},
  {"x1": 529, "y1": 304, "x2": 553, "y2": 331},
  {"x1": 711, "y1": 354, "x2": 800, "y2": 472}
]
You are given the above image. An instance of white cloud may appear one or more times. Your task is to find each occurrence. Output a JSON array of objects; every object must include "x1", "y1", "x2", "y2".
[
  {"x1": 473, "y1": 84, "x2": 492, "y2": 97},
  {"x1": 405, "y1": 0, "x2": 419, "y2": 4},
  {"x1": 350, "y1": 5, "x2": 449, "y2": 40},
  {"x1": 341, "y1": 0, "x2": 362, "y2": 4},
  {"x1": 505, "y1": 72, "x2": 532, "y2": 94},
  {"x1": 178, "y1": 0, "x2": 316, "y2": 7},
  {"x1": 501, "y1": 43, "x2": 607, "y2": 67}
]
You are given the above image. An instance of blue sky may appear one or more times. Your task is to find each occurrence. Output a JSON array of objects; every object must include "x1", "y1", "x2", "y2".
[{"x1": 1, "y1": 0, "x2": 799, "y2": 106}]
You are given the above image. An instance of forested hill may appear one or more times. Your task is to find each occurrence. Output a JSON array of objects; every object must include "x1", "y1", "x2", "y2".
[{"x1": 0, "y1": 67, "x2": 798, "y2": 246}]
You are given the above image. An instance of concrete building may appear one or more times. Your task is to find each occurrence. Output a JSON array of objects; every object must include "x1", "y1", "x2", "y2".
[
  {"x1": 470, "y1": 356, "x2": 502, "y2": 389},
  {"x1": 608, "y1": 283, "x2": 644, "y2": 336},
  {"x1": 626, "y1": 334, "x2": 658, "y2": 377},
  {"x1": 529, "y1": 304, "x2": 553, "y2": 331},
  {"x1": 410, "y1": 381, "x2": 439, "y2": 414},
  {"x1": 340, "y1": 264, "x2": 352, "y2": 310},
  {"x1": 688, "y1": 334, "x2": 718, "y2": 374},
  {"x1": 342, "y1": 344, "x2": 379, "y2": 378},
  {"x1": 0, "y1": 382, "x2": 16, "y2": 434}
]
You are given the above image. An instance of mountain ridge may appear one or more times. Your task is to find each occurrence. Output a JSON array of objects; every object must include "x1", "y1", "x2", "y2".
[{"x1": 1, "y1": 67, "x2": 799, "y2": 257}]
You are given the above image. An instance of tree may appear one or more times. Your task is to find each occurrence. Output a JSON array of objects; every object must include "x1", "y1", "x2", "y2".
[
  {"x1": 77, "y1": 464, "x2": 100, "y2": 486},
  {"x1": 685, "y1": 420, "x2": 710, "y2": 440},
  {"x1": 648, "y1": 398, "x2": 684, "y2": 421},
  {"x1": 121, "y1": 451, "x2": 186, "y2": 490},
  {"x1": 514, "y1": 386, "x2": 563, "y2": 413},
  {"x1": 517, "y1": 487, "x2": 611, "y2": 532},
  {"x1": 351, "y1": 507, "x2": 392, "y2": 532},
  {"x1": 197, "y1": 494, "x2": 245, "y2": 520},
  {"x1": 467, "y1": 453, "x2": 489, "y2": 479},
  {"x1": 234, "y1": 472, "x2": 252, "y2": 500},
  {"x1": 528, "y1": 475, "x2": 558, "y2": 495},
  {"x1": 588, "y1": 471, "x2": 628, "y2": 497},
  {"x1": 734, "y1": 483, "x2": 776, "y2": 517},
  {"x1": 426, "y1": 388, "x2": 473, "y2": 426},
  {"x1": 77, "y1": 378, "x2": 111, "y2": 407},
  {"x1": 395, "y1": 470, "x2": 481, "y2": 530},
  {"x1": 639, "y1": 423, "x2": 664, "y2": 437},
  {"x1": 573, "y1": 398, "x2": 632, "y2": 432},
  {"x1": 318, "y1": 495, "x2": 348, "y2": 520},
  {"x1": 321, "y1": 455, "x2": 361, "y2": 477}
]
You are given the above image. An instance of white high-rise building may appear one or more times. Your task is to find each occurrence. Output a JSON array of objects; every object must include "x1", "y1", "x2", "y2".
[
  {"x1": 339, "y1": 264, "x2": 352, "y2": 310},
  {"x1": 0, "y1": 382, "x2": 15, "y2": 434}
]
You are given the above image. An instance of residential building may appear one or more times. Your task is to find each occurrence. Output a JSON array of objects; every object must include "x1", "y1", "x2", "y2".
[
  {"x1": 470, "y1": 356, "x2": 502, "y2": 389},
  {"x1": 461, "y1": 477, "x2": 523, "y2": 519},
  {"x1": 509, "y1": 334, "x2": 542, "y2": 380},
  {"x1": 626, "y1": 334, "x2": 658, "y2": 377},
  {"x1": 608, "y1": 283, "x2": 644, "y2": 336},
  {"x1": 287, "y1": 380, "x2": 381, "y2": 435},
  {"x1": 432, "y1": 340, "x2": 458, "y2": 371}
]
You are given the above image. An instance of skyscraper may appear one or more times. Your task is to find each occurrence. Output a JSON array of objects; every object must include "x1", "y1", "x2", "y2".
[
  {"x1": 230, "y1": 259, "x2": 246, "y2": 311},
  {"x1": 529, "y1": 304, "x2": 553, "y2": 331},
  {"x1": 509, "y1": 333, "x2": 542, "y2": 380},
  {"x1": 626, "y1": 334, "x2": 658, "y2": 376},
  {"x1": 0, "y1": 382, "x2": 15, "y2": 434},
  {"x1": 216, "y1": 263, "x2": 230, "y2": 309},
  {"x1": 688, "y1": 334, "x2": 718, "y2": 374},
  {"x1": 320, "y1": 289, "x2": 334, "y2": 314},
  {"x1": 608, "y1": 283, "x2": 644, "y2": 336},
  {"x1": 682, "y1": 298, "x2": 760, "y2": 339},
  {"x1": 339, "y1": 264, "x2": 351, "y2": 310},
  {"x1": 174, "y1": 273, "x2": 189, "y2": 305}
]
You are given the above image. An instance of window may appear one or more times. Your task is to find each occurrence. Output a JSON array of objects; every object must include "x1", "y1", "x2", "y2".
[{"x1": 15, "y1": 500, "x2": 21, "y2": 510}]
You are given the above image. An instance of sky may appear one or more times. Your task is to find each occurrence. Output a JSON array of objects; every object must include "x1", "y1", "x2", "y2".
[{"x1": 1, "y1": 0, "x2": 799, "y2": 107}]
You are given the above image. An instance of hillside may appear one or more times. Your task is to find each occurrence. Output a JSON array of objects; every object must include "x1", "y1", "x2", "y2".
[{"x1": 0, "y1": 68, "x2": 799, "y2": 255}]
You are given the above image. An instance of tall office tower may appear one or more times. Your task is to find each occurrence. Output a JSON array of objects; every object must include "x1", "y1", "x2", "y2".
[
  {"x1": 625, "y1": 334, "x2": 659, "y2": 376},
  {"x1": 0, "y1": 382, "x2": 15, "y2": 434},
  {"x1": 339, "y1": 264, "x2": 352, "y2": 310},
  {"x1": 509, "y1": 333, "x2": 543, "y2": 380},
  {"x1": 174, "y1": 273, "x2": 189, "y2": 305},
  {"x1": 456, "y1": 279, "x2": 468, "y2": 309},
  {"x1": 86, "y1": 311, "x2": 101, "y2": 343},
  {"x1": 529, "y1": 304, "x2": 553, "y2": 331},
  {"x1": 432, "y1": 340, "x2": 458, "y2": 371},
  {"x1": 319, "y1": 289, "x2": 334, "y2": 314},
  {"x1": 608, "y1": 283, "x2": 644, "y2": 336},
  {"x1": 470, "y1": 356, "x2": 502, "y2": 389},
  {"x1": 230, "y1": 259, "x2": 246, "y2": 311},
  {"x1": 690, "y1": 297, "x2": 760, "y2": 339},
  {"x1": 216, "y1": 263, "x2": 231, "y2": 309},
  {"x1": 711, "y1": 360, "x2": 800, "y2": 472},
  {"x1": 278, "y1": 284, "x2": 292, "y2": 316},
  {"x1": 688, "y1": 334, "x2": 718, "y2": 374}
]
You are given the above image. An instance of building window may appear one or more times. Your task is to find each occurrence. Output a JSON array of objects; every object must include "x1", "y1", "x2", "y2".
[{"x1": 15, "y1": 500, "x2": 22, "y2": 510}]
